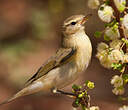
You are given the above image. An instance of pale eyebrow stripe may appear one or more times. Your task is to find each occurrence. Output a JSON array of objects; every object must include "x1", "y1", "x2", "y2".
[{"x1": 64, "y1": 19, "x2": 82, "y2": 26}]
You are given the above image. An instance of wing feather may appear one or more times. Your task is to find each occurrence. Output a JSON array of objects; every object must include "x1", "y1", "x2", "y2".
[{"x1": 25, "y1": 48, "x2": 76, "y2": 86}]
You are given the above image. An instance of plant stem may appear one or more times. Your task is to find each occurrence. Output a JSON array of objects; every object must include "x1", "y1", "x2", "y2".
[
  {"x1": 54, "y1": 89, "x2": 77, "y2": 98},
  {"x1": 109, "y1": 0, "x2": 128, "y2": 74},
  {"x1": 109, "y1": 0, "x2": 126, "y2": 38},
  {"x1": 109, "y1": 0, "x2": 127, "y2": 53}
]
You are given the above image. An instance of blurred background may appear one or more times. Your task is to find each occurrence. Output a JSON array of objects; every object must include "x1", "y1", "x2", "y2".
[{"x1": 0, "y1": 0, "x2": 126, "y2": 110}]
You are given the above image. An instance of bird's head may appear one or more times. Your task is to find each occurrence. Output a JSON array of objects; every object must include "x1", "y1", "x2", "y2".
[{"x1": 62, "y1": 14, "x2": 92, "y2": 36}]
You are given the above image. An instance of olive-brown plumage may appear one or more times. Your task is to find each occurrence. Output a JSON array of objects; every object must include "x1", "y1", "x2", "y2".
[{"x1": 0, "y1": 14, "x2": 92, "y2": 105}]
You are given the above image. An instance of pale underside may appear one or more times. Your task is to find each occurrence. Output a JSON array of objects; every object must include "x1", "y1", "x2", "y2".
[
  {"x1": 0, "y1": 30, "x2": 92, "y2": 105},
  {"x1": 26, "y1": 31, "x2": 92, "y2": 94}
]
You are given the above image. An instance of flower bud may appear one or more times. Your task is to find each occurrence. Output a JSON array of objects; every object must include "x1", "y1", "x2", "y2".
[
  {"x1": 98, "y1": 4, "x2": 113, "y2": 23},
  {"x1": 112, "y1": 87, "x2": 125, "y2": 95},
  {"x1": 104, "y1": 27, "x2": 120, "y2": 40},
  {"x1": 119, "y1": 105, "x2": 128, "y2": 110},
  {"x1": 114, "y1": 0, "x2": 126, "y2": 12},
  {"x1": 88, "y1": 0, "x2": 100, "y2": 9},
  {"x1": 109, "y1": 40, "x2": 123, "y2": 50},
  {"x1": 97, "y1": 42, "x2": 108, "y2": 52},
  {"x1": 111, "y1": 75, "x2": 123, "y2": 87}
]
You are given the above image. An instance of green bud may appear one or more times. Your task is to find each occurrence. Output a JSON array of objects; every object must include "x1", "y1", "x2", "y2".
[
  {"x1": 94, "y1": 31, "x2": 102, "y2": 38},
  {"x1": 99, "y1": 6, "x2": 104, "y2": 10},
  {"x1": 81, "y1": 104, "x2": 87, "y2": 110},
  {"x1": 87, "y1": 82, "x2": 95, "y2": 89},
  {"x1": 85, "y1": 81, "x2": 95, "y2": 89},
  {"x1": 122, "y1": 38, "x2": 128, "y2": 47},
  {"x1": 119, "y1": 5, "x2": 126, "y2": 12},
  {"x1": 120, "y1": 17, "x2": 124, "y2": 21},
  {"x1": 111, "y1": 63, "x2": 123, "y2": 72},
  {"x1": 122, "y1": 74, "x2": 128, "y2": 84},
  {"x1": 112, "y1": 23, "x2": 118, "y2": 32},
  {"x1": 104, "y1": 34, "x2": 110, "y2": 41},
  {"x1": 75, "y1": 98, "x2": 80, "y2": 105},
  {"x1": 78, "y1": 92, "x2": 85, "y2": 98},
  {"x1": 72, "y1": 84, "x2": 79, "y2": 90},
  {"x1": 72, "y1": 84, "x2": 82, "y2": 90},
  {"x1": 78, "y1": 94, "x2": 83, "y2": 98},
  {"x1": 104, "y1": 0, "x2": 110, "y2": 5}
]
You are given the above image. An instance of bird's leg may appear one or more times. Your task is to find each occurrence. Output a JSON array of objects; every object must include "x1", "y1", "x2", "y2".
[{"x1": 51, "y1": 88, "x2": 76, "y2": 98}]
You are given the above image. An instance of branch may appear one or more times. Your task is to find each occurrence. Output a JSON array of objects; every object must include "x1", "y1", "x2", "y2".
[
  {"x1": 109, "y1": 0, "x2": 126, "y2": 38},
  {"x1": 109, "y1": 0, "x2": 127, "y2": 52},
  {"x1": 109, "y1": 0, "x2": 128, "y2": 73}
]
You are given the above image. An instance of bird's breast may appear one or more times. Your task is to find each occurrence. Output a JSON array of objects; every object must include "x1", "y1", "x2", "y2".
[
  {"x1": 63, "y1": 31, "x2": 92, "y2": 72},
  {"x1": 75, "y1": 47, "x2": 91, "y2": 72},
  {"x1": 74, "y1": 36, "x2": 92, "y2": 72}
]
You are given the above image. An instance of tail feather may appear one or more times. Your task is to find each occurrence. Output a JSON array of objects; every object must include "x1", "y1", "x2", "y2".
[
  {"x1": 0, "y1": 81, "x2": 45, "y2": 106},
  {"x1": 0, "y1": 87, "x2": 30, "y2": 106},
  {"x1": 0, "y1": 95, "x2": 18, "y2": 106}
]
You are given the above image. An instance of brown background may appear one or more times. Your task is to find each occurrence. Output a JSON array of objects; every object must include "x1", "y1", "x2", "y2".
[{"x1": 0, "y1": 0, "x2": 126, "y2": 110}]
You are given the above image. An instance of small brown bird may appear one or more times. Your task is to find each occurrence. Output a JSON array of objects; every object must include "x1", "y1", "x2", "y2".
[{"x1": 0, "y1": 14, "x2": 92, "y2": 105}]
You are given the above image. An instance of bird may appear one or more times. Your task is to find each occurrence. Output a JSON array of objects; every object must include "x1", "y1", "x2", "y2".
[{"x1": 0, "y1": 14, "x2": 92, "y2": 105}]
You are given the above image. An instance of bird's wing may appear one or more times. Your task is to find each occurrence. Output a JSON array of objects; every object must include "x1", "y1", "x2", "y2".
[{"x1": 25, "y1": 48, "x2": 76, "y2": 86}]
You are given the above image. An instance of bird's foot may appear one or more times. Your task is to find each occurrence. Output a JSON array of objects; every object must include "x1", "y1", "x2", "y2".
[{"x1": 51, "y1": 88, "x2": 76, "y2": 98}]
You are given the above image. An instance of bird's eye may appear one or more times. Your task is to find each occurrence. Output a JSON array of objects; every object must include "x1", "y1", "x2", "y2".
[{"x1": 71, "y1": 22, "x2": 76, "y2": 25}]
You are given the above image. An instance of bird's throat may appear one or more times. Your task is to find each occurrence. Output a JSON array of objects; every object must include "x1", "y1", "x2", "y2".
[{"x1": 63, "y1": 30, "x2": 92, "y2": 71}]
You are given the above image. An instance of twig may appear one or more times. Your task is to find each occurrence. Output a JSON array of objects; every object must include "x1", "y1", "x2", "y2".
[
  {"x1": 109, "y1": 0, "x2": 127, "y2": 52},
  {"x1": 109, "y1": 0, "x2": 128, "y2": 75},
  {"x1": 56, "y1": 89, "x2": 77, "y2": 98},
  {"x1": 109, "y1": 0, "x2": 126, "y2": 38},
  {"x1": 52, "y1": 89, "x2": 77, "y2": 98}
]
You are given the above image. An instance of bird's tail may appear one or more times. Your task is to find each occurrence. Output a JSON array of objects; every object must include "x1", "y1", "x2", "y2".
[
  {"x1": 0, "y1": 87, "x2": 30, "y2": 106},
  {"x1": 0, "y1": 81, "x2": 45, "y2": 106}
]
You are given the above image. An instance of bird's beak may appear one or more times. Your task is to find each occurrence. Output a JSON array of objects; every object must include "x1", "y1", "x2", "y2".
[{"x1": 80, "y1": 14, "x2": 92, "y2": 25}]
